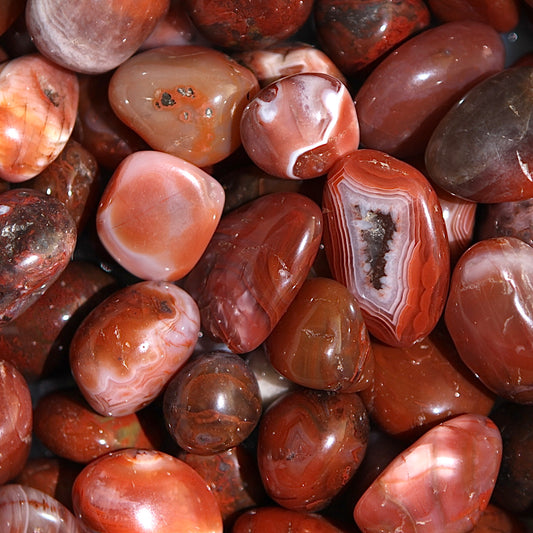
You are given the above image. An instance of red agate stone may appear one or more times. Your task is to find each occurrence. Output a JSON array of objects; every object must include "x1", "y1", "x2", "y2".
[
  {"x1": 0, "y1": 361, "x2": 32, "y2": 485},
  {"x1": 34, "y1": 389, "x2": 162, "y2": 463},
  {"x1": 0, "y1": 260, "x2": 114, "y2": 382},
  {"x1": 0, "y1": 189, "x2": 77, "y2": 324},
  {"x1": 26, "y1": 0, "x2": 169, "y2": 74},
  {"x1": 0, "y1": 54, "x2": 79, "y2": 182},
  {"x1": 428, "y1": 0, "x2": 520, "y2": 33},
  {"x1": 265, "y1": 277, "x2": 373, "y2": 392},
  {"x1": 322, "y1": 150, "x2": 450, "y2": 347},
  {"x1": 70, "y1": 281, "x2": 200, "y2": 416},
  {"x1": 109, "y1": 46, "x2": 259, "y2": 167},
  {"x1": 360, "y1": 325, "x2": 495, "y2": 440},
  {"x1": 234, "y1": 42, "x2": 347, "y2": 88},
  {"x1": 355, "y1": 20, "x2": 504, "y2": 158},
  {"x1": 314, "y1": 0, "x2": 430, "y2": 75},
  {"x1": 72, "y1": 449, "x2": 223, "y2": 533},
  {"x1": 185, "y1": 192, "x2": 323, "y2": 353},
  {"x1": 354, "y1": 414, "x2": 502, "y2": 533},
  {"x1": 257, "y1": 388, "x2": 369, "y2": 512},
  {"x1": 233, "y1": 507, "x2": 345, "y2": 533},
  {"x1": 96, "y1": 151, "x2": 225, "y2": 281},
  {"x1": 183, "y1": 0, "x2": 313, "y2": 50},
  {"x1": 472, "y1": 504, "x2": 527, "y2": 533},
  {"x1": 163, "y1": 352, "x2": 262, "y2": 454},
  {"x1": 240, "y1": 73, "x2": 359, "y2": 180},
  {"x1": 0, "y1": 484, "x2": 80, "y2": 532},
  {"x1": 425, "y1": 67, "x2": 533, "y2": 203},
  {"x1": 445, "y1": 237, "x2": 533, "y2": 403},
  {"x1": 0, "y1": 0, "x2": 24, "y2": 36}
]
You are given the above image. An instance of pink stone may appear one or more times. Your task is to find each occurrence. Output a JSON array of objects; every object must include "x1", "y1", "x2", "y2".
[
  {"x1": 240, "y1": 73, "x2": 360, "y2": 180},
  {"x1": 354, "y1": 414, "x2": 502, "y2": 533},
  {"x1": 70, "y1": 281, "x2": 200, "y2": 416},
  {"x1": 96, "y1": 150, "x2": 225, "y2": 281}
]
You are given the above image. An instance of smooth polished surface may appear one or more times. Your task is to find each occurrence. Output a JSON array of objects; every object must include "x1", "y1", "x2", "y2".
[
  {"x1": 96, "y1": 150, "x2": 225, "y2": 281},
  {"x1": 34, "y1": 388, "x2": 162, "y2": 463},
  {"x1": 322, "y1": 149, "x2": 450, "y2": 347},
  {"x1": 257, "y1": 388, "x2": 369, "y2": 512},
  {"x1": 185, "y1": 192, "x2": 323, "y2": 353},
  {"x1": 360, "y1": 325, "x2": 495, "y2": 440},
  {"x1": 0, "y1": 53, "x2": 79, "y2": 182},
  {"x1": 184, "y1": 0, "x2": 313, "y2": 50},
  {"x1": 354, "y1": 414, "x2": 502, "y2": 533},
  {"x1": 0, "y1": 189, "x2": 77, "y2": 324},
  {"x1": 0, "y1": 484, "x2": 80, "y2": 532},
  {"x1": 26, "y1": 0, "x2": 169, "y2": 73},
  {"x1": 164, "y1": 352, "x2": 262, "y2": 454},
  {"x1": 445, "y1": 237, "x2": 533, "y2": 403},
  {"x1": 266, "y1": 277, "x2": 373, "y2": 392},
  {"x1": 356, "y1": 20, "x2": 504, "y2": 158},
  {"x1": 314, "y1": 0, "x2": 430, "y2": 74},
  {"x1": 425, "y1": 66, "x2": 533, "y2": 203},
  {"x1": 70, "y1": 281, "x2": 200, "y2": 416},
  {"x1": 241, "y1": 73, "x2": 359, "y2": 180},
  {"x1": 109, "y1": 46, "x2": 259, "y2": 167},
  {"x1": 72, "y1": 449, "x2": 223, "y2": 533},
  {"x1": 0, "y1": 361, "x2": 32, "y2": 485},
  {"x1": 0, "y1": 260, "x2": 114, "y2": 382}
]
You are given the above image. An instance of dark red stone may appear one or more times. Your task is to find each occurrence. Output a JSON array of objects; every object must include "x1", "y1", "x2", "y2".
[
  {"x1": 322, "y1": 150, "x2": 450, "y2": 347},
  {"x1": 183, "y1": 0, "x2": 313, "y2": 50},
  {"x1": 0, "y1": 260, "x2": 114, "y2": 382},
  {"x1": 314, "y1": 0, "x2": 430, "y2": 75},
  {"x1": 471, "y1": 504, "x2": 527, "y2": 533},
  {"x1": 266, "y1": 277, "x2": 374, "y2": 392},
  {"x1": 445, "y1": 237, "x2": 533, "y2": 403},
  {"x1": 185, "y1": 192, "x2": 323, "y2": 353},
  {"x1": 163, "y1": 352, "x2": 262, "y2": 454},
  {"x1": 0, "y1": 188, "x2": 77, "y2": 324},
  {"x1": 257, "y1": 388, "x2": 369, "y2": 512}
]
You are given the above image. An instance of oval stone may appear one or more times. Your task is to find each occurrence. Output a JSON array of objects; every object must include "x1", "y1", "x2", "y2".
[{"x1": 322, "y1": 149, "x2": 450, "y2": 347}]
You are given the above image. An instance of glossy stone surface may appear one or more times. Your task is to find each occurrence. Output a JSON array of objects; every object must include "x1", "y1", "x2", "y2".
[
  {"x1": 360, "y1": 325, "x2": 495, "y2": 440},
  {"x1": 34, "y1": 388, "x2": 162, "y2": 463},
  {"x1": 164, "y1": 352, "x2": 262, "y2": 454},
  {"x1": 185, "y1": 192, "x2": 323, "y2": 353},
  {"x1": 445, "y1": 237, "x2": 533, "y2": 403},
  {"x1": 96, "y1": 150, "x2": 225, "y2": 281},
  {"x1": 0, "y1": 361, "x2": 32, "y2": 485},
  {"x1": 0, "y1": 54, "x2": 79, "y2": 182},
  {"x1": 234, "y1": 42, "x2": 347, "y2": 88},
  {"x1": 491, "y1": 402, "x2": 533, "y2": 513},
  {"x1": 0, "y1": 261, "x2": 114, "y2": 382},
  {"x1": 355, "y1": 20, "x2": 504, "y2": 158},
  {"x1": 0, "y1": 484, "x2": 80, "y2": 532},
  {"x1": 179, "y1": 446, "x2": 267, "y2": 523},
  {"x1": 25, "y1": 139, "x2": 100, "y2": 231},
  {"x1": 428, "y1": 0, "x2": 520, "y2": 33},
  {"x1": 425, "y1": 66, "x2": 533, "y2": 203},
  {"x1": 322, "y1": 150, "x2": 450, "y2": 347},
  {"x1": 0, "y1": 189, "x2": 77, "y2": 324},
  {"x1": 354, "y1": 414, "x2": 502, "y2": 533},
  {"x1": 70, "y1": 280, "x2": 200, "y2": 416},
  {"x1": 266, "y1": 277, "x2": 373, "y2": 392},
  {"x1": 26, "y1": 0, "x2": 169, "y2": 74},
  {"x1": 257, "y1": 388, "x2": 369, "y2": 512},
  {"x1": 314, "y1": 0, "x2": 430, "y2": 75},
  {"x1": 232, "y1": 507, "x2": 345, "y2": 533},
  {"x1": 477, "y1": 198, "x2": 533, "y2": 248},
  {"x1": 109, "y1": 46, "x2": 259, "y2": 167},
  {"x1": 241, "y1": 73, "x2": 359, "y2": 180},
  {"x1": 72, "y1": 448, "x2": 223, "y2": 533},
  {"x1": 74, "y1": 73, "x2": 148, "y2": 170},
  {"x1": 184, "y1": 0, "x2": 313, "y2": 50}
]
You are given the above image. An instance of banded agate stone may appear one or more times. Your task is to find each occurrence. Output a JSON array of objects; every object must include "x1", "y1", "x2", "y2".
[
  {"x1": 322, "y1": 149, "x2": 450, "y2": 347},
  {"x1": 185, "y1": 192, "x2": 323, "y2": 353}
]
